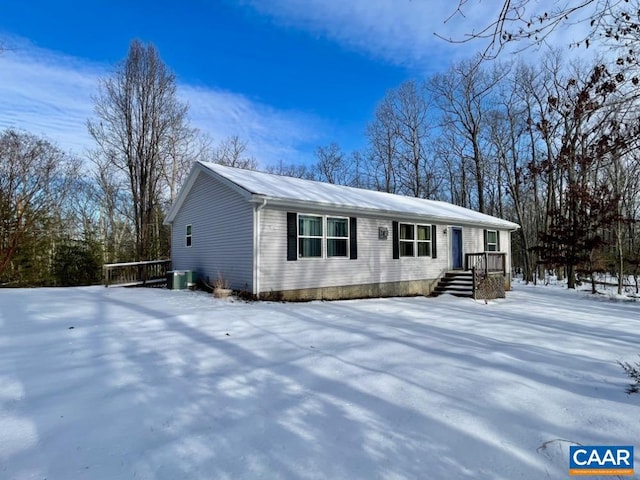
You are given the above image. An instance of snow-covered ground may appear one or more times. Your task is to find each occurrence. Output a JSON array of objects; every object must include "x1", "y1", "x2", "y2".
[
  {"x1": 537, "y1": 273, "x2": 640, "y2": 300},
  {"x1": 0, "y1": 285, "x2": 638, "y2": 479}
]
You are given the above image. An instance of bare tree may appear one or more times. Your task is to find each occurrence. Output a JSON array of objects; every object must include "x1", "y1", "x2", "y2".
[
  {"x1": 347, "y1": 150, "x2": 369, "y2": 188},
  {"x1": 482, "y1": 60, "x2": 544, "y2": 281},
  {"x1": 365, "y1": 80, "x2": 440, "y2": 198},
  {"x1": 265, "y1": 160, "x2": 313, "y2": 179},
  {"x1": 392, "y1": 81, "x2": 438, "y2": 198},
  {"x1": 313, "y1": 142, "x2": 350, "y2": 184},
  {"x1": 0, "y1": 129, "x2": 80, "y2": 283},
  {"x1": 429, "y1": 58, "x2": 508, "y2": 212},
  {"x1": 528, "y1": 57, "x2": 636, "y2": 289},
  {"x1": 599, "y1": 99, "x2": 640, "y2": 294},
  {"x1": 366, "y1": 94, "x2": 400, "y2": 193},
  {"x1": 88, "y1": 39, "x2": 189, "y2": 261},
  {"x1": 163, "y1": 127, "x2": 210, "y2": 205},
  {"x1": 434, "y1": 134, "x2": 470, "y2": 206},
  {"x1": 91, "y1": 155, "x2": 135, "y2": 263},
  {"x1": 212, "y1": 135, "x2": 258, "y2": 170}
]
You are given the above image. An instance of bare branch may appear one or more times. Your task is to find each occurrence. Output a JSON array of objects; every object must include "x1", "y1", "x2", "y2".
[{"x1": 440, "y1": 0, "x2": 629, "y2": 59}]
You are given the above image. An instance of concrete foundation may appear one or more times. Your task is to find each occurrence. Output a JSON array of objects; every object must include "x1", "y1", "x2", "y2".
[{"x1": 260, "y1": 278, "x2": 439, "y2": 301}]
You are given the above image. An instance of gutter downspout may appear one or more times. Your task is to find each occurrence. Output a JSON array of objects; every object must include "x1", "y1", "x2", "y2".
[{"x1": 254, "y1": 198, "x2": 268, "y2": 297}]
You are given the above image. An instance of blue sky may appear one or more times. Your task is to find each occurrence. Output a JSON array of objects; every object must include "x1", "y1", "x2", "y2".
[{"x1": 0, "y1": 1, "x2": 584, "y2": 166}]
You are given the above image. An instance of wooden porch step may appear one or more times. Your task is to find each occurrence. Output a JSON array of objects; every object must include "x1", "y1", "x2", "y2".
[
  {"x1": 445, "y1": 271, "x2": 473, "y2": 277},
  {"x1": 432, "y1": 271, "x2": 474, "y2": 297}
]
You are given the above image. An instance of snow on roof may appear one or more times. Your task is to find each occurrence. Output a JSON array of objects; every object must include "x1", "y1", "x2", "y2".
[{"x1": 197, "y1": 161, "x2": 520, "y2": 229}]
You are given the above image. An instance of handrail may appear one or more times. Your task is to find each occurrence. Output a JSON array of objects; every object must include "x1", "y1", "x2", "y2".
[
  {"x1": 103, "y1": 259, "x2": 171, "y2": 268},
  {"x1": 472, "y1": 266, "x2": 477, "y2": 294},
  {"x1": 464, "y1": 252, "x2": 506, "y2": 276},
  {"x1": 103, "y1": 259, "x2": 172, "y2": 287},
  {"x1": 466, "y1": 252, "x2": 506, "y2": 299}
]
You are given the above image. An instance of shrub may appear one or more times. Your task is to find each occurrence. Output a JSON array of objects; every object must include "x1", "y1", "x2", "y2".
[
  {"x1": 618, "y1": 356, "x2": 640, "y2": 394},
  {"x1": 52, "y1": 242, "x2": 102, "y2": 286}
]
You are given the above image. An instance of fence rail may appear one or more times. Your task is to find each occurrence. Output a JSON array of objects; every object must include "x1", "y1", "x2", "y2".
[{"x1": 103, "y1": 259, "x2": 172, "y2": 287}]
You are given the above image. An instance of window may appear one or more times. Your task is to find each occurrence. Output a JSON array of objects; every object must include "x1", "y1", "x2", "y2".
[
  {"x1": 295, "y1": 215, "x2": 351, "y2": 259},
  {"x1": 399, "y1": 223, "x2": 431, "y2": 257},
  {"x1": 327, "y1": 217, "x2": 348, "y2": 257},
  {"x1": 299, "y1": 215, "x2": 322, "y2": 257},
  {"x1": 486, "y1": 230, "x2": 498, "y2": 251},
  {"x1": 417, "y1": 225, "x2": 432, "y2": 257},
  {"x1": 186, "y1": 224, "x2": 192, "y2": 247},
  {"x1": 399, "y1": 223, "x2": 414, "y2": 256},
  {"x1": 288, "y1": 213, "x2": 356, "y2": 260}
]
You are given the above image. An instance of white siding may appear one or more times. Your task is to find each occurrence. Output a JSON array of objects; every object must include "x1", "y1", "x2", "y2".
[
  {"x1": 171, "y1": 172, "x2": 254, "y2": 291},
  {"x1": 462, "y1": 226, "x2": 485, "y2": 259},
  {"x1": 459, "y1": 226, "x2": 511, "y2": 274},
  {"x1": 258, "y1": 207, "x2": 450, "y2": 293}
]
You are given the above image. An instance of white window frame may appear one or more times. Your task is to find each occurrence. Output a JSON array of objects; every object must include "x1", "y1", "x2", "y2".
[
  {"x1": 186, "y1": 224, "x2": 192, "y2": 247},
  {"x1": 416, "y1": 224, "x2": 432, "y2": 257},
  {"x1": 399, "y1": 223, "x2": 432, "y2": 257},
  {"x1": 486, "y1": 230, "x2": 498, "y2": 252},
  {"x1": 399, "y1": 223, "x2": 415, "y2": 257},
  {"x1": 298, "y1": 214, "x2": 323, "y2": 258},
  {"x1": 326, "y1": 216, "x2": 349, "y2": 258},
  {"x1": 297, "y1": 214, "x2": 350, "y2": 259}
]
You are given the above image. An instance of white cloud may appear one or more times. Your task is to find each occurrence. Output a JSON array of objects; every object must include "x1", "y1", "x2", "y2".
[
  {"x1": 237, "y1": 0, "x2": 603, "y2": 69},
  {"x1": 0, "y1": 37, "x2": 101, "y2": 155},
  {"x1": 182, "y1": 86, "x2": 322, "y2": 164},
  {"x1": 0, "y1": 36, "x2": 322, "y2": 166},
  {"x1": 238, "y1": 0, "x2": 494, "y2": 68}
]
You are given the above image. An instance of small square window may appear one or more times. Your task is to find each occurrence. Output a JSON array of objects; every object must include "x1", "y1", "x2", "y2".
[
  {"x1": 417, "y1": 242, "x2": 431, "y2": 256},
  {"x1": 417, "y1": 225, "x2": 430, "y2": 241},
  {"x1": 327, "y1": 217, "x2": 347, "y2": 237},
  {"x1": 299, "y1": 238, "x2": 322, "y2": 257},
  {"x1": 400, "y1": 241, "x2": 414, "y2": 256},
  {"x1": 400, "y1": 224, "x2": 414, "y2": 240},
  {"x1": 327, "y1": 239, "x2": 348, "y2": 256}
]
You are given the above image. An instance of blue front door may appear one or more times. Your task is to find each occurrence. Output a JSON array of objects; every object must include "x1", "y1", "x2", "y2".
[{"x1": 452, "y1": 228, "x2": 463, "y2": 270}]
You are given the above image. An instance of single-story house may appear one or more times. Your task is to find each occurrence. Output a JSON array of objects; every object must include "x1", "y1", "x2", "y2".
[{"x1": 165, "y1": 161, "x2": 520, "y2": 300}]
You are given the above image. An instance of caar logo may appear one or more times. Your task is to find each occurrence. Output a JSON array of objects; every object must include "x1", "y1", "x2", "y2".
[{"x1": 569, "y1": 445, "x2": 634, "y2": 476}]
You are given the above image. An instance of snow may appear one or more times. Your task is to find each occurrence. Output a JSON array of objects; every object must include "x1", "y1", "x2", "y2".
[
  {"x1": 194, "y1": 162, "x2": 520, "y2": 229},
  {"x1": 0, "y1": 285, "x2": 638, "y2": 480}
]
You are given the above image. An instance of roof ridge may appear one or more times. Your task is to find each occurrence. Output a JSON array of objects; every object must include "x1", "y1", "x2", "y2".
[{"x1": 196, "y1": 161, "x2": 520, "y2": 229}]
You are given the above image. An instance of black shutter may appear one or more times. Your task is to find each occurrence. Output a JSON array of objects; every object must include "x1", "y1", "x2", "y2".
[
  {"x1": 431, "y1": 224, "x2": 437, "y2": 258},
  {"x1": 287, "y1": 212, "x2": 297, "y2": 261},
  {"x1": 349, "y1": 217, "x2": 358, "y2": 260},
  {"x1": 483, "y1": 229, "x2": 488, "y2": 251},
  {"x1": 497, "y1": 230, "x2": 501, "y2": 251},
  {"x1": 392, "y1": 221, "x2": 399, "y2": 259}
]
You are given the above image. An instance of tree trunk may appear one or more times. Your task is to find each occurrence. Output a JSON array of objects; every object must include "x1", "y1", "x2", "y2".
[{"x1": 567, "y1": 264, "x2": 575, "y2": 289}]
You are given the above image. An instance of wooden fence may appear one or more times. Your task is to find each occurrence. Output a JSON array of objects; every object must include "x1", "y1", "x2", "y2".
[{"x1": 103, "y1": 259, "x2": 172, "y2": 287}]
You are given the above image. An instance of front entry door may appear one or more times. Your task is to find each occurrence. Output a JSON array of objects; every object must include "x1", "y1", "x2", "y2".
[{"x1": 452, "y1": 227, "x2": 463, "y2": 270}]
